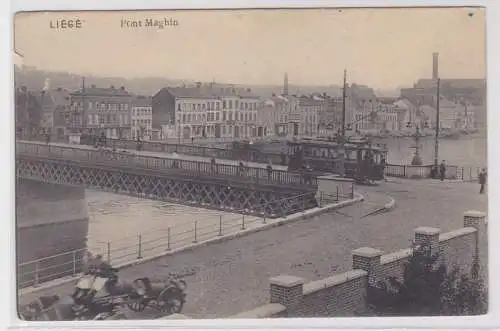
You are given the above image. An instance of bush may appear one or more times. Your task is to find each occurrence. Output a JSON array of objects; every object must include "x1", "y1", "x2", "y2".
[{"x1": 366, "y1": 243, "x2": 487, "y2": 316}]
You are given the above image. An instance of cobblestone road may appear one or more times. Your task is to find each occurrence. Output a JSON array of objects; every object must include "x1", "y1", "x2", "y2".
[{"x1": 19, "y1": 179, "x2": 487, "y2": 319}]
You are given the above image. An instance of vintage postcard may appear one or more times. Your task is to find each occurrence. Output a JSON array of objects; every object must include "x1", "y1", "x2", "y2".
[{"x1": 14, "y1": 7, "x2": 487, "y2": 321}]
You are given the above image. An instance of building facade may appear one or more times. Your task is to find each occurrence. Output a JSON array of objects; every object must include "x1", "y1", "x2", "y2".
[
  {"x1": 131, "y1": 96, "x2": 153, "y2": 140},
  {"x1": 153, "y1": 85, "x2": 260, "y2": 141},
  {"x1": 69, "y1": 85, "x2": 133, "y2": 139},
  {"x1": 15, "y1": 86, "x2": 42, "y2": 136},
  {"x1": 298, "y1": 96, "x2": 320, "y2": 136}
]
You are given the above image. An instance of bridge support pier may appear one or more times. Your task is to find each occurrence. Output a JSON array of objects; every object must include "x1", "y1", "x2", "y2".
[{"x1": 16, "y1": 179, "x2": 89, "y2": 288}]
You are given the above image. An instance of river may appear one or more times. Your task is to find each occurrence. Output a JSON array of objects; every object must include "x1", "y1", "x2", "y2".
[
  {"x1": 377, "y1": 133, "x2": 487, "y2": 167},
  {"x1": 85, "y1": 191, "x2": 260, "y2": 265}
]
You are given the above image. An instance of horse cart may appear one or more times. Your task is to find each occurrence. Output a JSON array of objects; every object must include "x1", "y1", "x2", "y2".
[{"x1": 19, "y1": 273, "x2": 187, "y2": 321}]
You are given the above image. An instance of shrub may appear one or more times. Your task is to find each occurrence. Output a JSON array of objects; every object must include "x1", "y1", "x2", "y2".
[{"x1": 366, "y1": 243, "x2": 487, "y2": 316}]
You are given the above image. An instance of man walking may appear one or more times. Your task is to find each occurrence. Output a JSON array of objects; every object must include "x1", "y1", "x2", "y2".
[
  {"x1": 479, "y1": 168, "x2": 487, "y2": 194},
  {"x1": 439, "y1": 160, "x2": 446, "y2": 182}
]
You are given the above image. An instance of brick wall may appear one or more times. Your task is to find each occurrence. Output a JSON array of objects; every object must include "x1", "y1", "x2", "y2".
[{"x1": 230, "y1": 210, "x2": 487, "y2": 318}]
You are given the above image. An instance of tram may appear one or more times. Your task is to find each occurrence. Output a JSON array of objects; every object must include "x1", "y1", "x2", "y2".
[{"x1": 286, "y1": 137, "x2": 387, "y2": 183}]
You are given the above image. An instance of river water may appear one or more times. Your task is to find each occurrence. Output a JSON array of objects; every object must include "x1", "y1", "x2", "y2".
[
  {"x1": 84, "y1": 133, "x2": 487, "y2": 264},
  {"x1": 85, "y1": 191, "x2": 260, "y2": 265},
  {"x1": 378, "y1": 133, "x2": 487, "y2": 167}
]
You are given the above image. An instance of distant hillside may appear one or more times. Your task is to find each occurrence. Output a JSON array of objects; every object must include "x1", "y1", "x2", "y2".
[{"x1": 14, "y1": 67, "x2": 347, "y2": 97}]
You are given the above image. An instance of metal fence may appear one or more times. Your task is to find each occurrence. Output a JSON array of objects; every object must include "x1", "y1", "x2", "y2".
[
  {"x1": 17, "y1": 189, "x2": 354, "y2": 289},
  {"x1": 384, "y1": 163, "x2": 481, "y2": 181},
  {"x1": 16, "y1": 142, "x2": 315, "y2": 188}
]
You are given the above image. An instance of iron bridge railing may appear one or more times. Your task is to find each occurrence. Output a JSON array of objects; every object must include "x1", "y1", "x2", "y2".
[{"x1": 16, "y1": 142, "x2": 316, "y2": 188}]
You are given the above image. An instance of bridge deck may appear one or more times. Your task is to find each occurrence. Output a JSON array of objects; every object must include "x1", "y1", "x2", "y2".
[
  {"x1": 21, "y1": 140, "x2": 288, "y2": 171},
  {"x1": 16, "y1": 141, "x2": 316, "y2": 191}
]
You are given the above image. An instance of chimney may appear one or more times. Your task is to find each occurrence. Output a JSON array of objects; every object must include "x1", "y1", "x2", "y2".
[
  {"x1": 283, "y1": 72, "x2": 289, "y2": 96},
  {"x1": 432, "y1": 52, "x2": 439, "y2": 80}
]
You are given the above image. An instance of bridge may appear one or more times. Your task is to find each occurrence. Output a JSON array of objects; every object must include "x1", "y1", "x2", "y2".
[{"x1": 16, "y1": 141, "x2": 321, "y2": 218}]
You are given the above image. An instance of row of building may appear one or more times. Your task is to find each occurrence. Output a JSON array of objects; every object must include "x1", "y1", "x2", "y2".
[
  {"x1": 16, "y1": 84, "x2": 154, "y2": 140},
  {"x1": 15, "y1": 54, "x2": 485, "y2": 142}
]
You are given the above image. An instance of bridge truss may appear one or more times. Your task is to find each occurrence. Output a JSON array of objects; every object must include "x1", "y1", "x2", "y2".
[{"x1": 17, "y1": 157, "x2": 317, "y2": 218}]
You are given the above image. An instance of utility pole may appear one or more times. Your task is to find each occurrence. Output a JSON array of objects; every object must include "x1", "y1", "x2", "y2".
[
  {"x1": 81, "y1": 77, "x2": 86, "y2": 134},
  {"x1": 341, "y1": 69, "x2": 347, "y2": 138},
  {"x1": 433, "y1": 78, "x2": 441, "y2": 174},
  {"x1": 338, "y1": 69, "x2": 347, "y2": 177}
]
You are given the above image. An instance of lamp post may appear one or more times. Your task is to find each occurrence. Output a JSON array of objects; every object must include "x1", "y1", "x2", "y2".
[
  {"x1": 432, "y1": 78, "x2": 441, "y2": 178},
  {"x1": 410, "y1": 125, "x2": 423, "y2": 165}
]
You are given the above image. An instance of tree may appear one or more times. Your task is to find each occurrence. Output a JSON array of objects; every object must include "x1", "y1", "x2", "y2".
[{"x1": 366, "y1": 243, "x2": 487, "y2": 316}]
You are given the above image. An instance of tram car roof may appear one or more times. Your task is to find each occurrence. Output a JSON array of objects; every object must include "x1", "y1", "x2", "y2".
[{"x1": 287, "y1": 137, "x2": 387, "y2": 152}]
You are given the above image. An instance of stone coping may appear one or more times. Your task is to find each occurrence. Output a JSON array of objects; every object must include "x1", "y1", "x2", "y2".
[
  {"x1": 303, "y1": 270, "x2": 367, "y2": 295},
  {"x1": 414, "y1": 226, "x2": 441, "y2": 236},
  {"x1": 380, "y1": 248, "x2": 413, "y2": 264},
  {"x1": 269, "y1": 275, "x2": 305, "y2": 288},
  {"x1": 352, "y1": 247, "x2": 383, "y2": 258},
  {"x1": 439, "y1": 227, "x2": 477, "y2": 242},
  {"x1": 464, "y1": 210, "x2": 487, "y2": 218},
  {"x1": 229, "y1": 303, "x2": 286, "y2": 318}
]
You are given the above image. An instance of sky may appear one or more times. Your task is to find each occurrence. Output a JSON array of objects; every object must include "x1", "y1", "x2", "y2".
[{"x1": 13, "y1": 7, "x2": 486, "y2": 89}]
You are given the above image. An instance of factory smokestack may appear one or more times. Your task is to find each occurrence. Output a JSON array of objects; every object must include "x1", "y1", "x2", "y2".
[{"x1": 432, "y1": 52, "x2": 439, "y2": 80}]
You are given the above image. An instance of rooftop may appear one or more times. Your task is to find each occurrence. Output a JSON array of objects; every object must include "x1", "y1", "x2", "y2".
[
  {"x1": 132, "y1": 95, "x2": 152, "y2": 107},
  {"x1": 71, "y1": 85, "x2": 132, "y2": 97}
]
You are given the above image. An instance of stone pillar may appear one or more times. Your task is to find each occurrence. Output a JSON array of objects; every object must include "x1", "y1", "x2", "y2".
[
  {"x1": 414, "y1": 227, "x2": 440, "y2": 255},
  {"x1": 269, "y1": 275, "x2": 304, "y2": 313},
  {"x1": 352, "y1": 247, "x2": 383, "y2": 284},
  {"x1": 463, "y1": 210, "x2": 487, "y2": 279},
  {"x1": 464, "y1": 210, "x2": 487, "y2": 229}
]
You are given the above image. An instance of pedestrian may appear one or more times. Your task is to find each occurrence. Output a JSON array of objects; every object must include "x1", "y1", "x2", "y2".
[
  {"x1": 440, "y1": 160, "x2": 446, "y2": 182},
  {"x1": 280, "y1": 149, "x2": 287, "y2": 166},
  {"x1": 210, "y1": 156, "x2": 217, "y2": 173},
  {"x1": 479, "y1": 168, "x2": 487, "y2": 194},
  {"x1": 266, "y1": 161, "x2": 273, "y2": 180}
]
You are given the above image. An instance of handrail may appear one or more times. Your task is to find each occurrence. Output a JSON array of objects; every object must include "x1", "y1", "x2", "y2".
[{"x1": 16, "y1": 142, "x2": 317, "y2": 187}]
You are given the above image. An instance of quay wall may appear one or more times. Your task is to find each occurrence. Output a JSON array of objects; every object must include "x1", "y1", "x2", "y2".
[{"x1": 16, "y1": 179, "x2": 89, "y2": 288}]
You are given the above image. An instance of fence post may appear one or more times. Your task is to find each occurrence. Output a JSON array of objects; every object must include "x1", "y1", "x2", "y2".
[
  {"x1": 263, "y1": 211, "x2": 267, "y2": 224},
  {"x1": 72, "y1": 251, "x2": 77, "y2": 276},
  {"x1": 34, "y1": 262, "x2": 39, "y2": 287},
  {"x1": 336, "y1": 186, "x2": 340, "y2": 201},
  {"x1": 241, "y1": 215, "x2": 246, "y2": 230},
  {"x1": 137, "y1": 234, "x2": 143, "y2": 259},
  {"x1": 469, "y1": 167, "x2": 472, "y2": 181},
  {"x1": 193, "y1": 221, "x2": 198, "y2": 243},
  {"x1": 351, "y1": 183, "x2": 354, "y2": 199},
  {"x1": 219, "y1": 215, "x2": 223, "y2": 236},
  {"x1": 107, "y1": 242, "x2": 111, "y2": 264},
  {"x1": 167, "y1": 227, "x2": 171, "y2": 250}
]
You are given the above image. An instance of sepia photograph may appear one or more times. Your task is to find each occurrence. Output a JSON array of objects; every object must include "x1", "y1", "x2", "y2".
[{"x1": 13, "y1": 7, "x2": 488, "y2": 321}]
